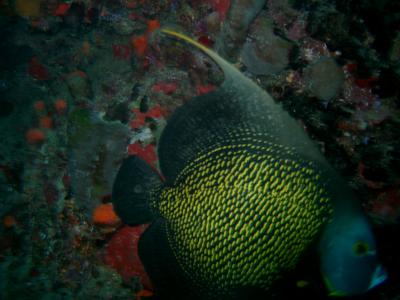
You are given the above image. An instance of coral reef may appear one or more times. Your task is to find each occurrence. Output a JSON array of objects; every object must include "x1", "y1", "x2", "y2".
[
  {"x1": 216, "y1": 0, "x2": 266, "y2": 61},
  {"x1": 68, "y1": 111, "x2": 130, "y2": 215},
  {"x1": 241, "y1": 12, "x2": 292, "y2": 75},
  {"x1": 304, "y1": 57, "x2": 344, "y2": 101},
  {"x1": 0, "y1": 0, "x2": 399, "y2": 299}
]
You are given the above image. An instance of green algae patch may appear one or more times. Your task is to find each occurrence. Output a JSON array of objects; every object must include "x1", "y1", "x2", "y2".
[{"x1": 68, "y1": 108, "x2": 93, "y2": 145}]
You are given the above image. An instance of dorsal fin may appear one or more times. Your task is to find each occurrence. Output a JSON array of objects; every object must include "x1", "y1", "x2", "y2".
[{"x1": 159, "y1": 29, "x2": 328, "y2": 183}]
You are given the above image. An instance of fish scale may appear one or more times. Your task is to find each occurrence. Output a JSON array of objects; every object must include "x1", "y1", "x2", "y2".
[{"x1": 155, "y1": 136, "x2": 332, "y2": 294}]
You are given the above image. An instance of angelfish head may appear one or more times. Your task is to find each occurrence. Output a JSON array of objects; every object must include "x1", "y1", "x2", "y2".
[{"x1": 319, "y1": 214, "x2": 387, "y2": 296}]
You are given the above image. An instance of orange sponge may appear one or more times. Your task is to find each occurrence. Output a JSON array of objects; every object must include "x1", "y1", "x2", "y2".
[
  {"x1": 26, "y1": 128, "x2": 45, "y2": 144},
  {"x1": 92, "y1": 203, "x2": 120, "y2": 226},
  {"x1": 132, "y1": 35, "x2": 147, "y2": 57}
]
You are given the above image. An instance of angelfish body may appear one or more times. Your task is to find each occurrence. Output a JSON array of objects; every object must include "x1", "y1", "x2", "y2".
[
  {"x1": 156, "y1": 134, "x2": 331, "y2": 293},
  {"x1": 112, "y1": 30, "x2": 386, "y2": 299}
]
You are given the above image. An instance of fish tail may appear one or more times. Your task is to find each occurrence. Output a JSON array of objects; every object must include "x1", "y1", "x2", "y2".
[{"x1": 112, "y1": 156, "x2": 163, "y2": 225}]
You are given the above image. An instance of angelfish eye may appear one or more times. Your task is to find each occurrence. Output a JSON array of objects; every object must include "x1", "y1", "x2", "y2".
[{"x1": 352, "y1": 241, "x2": 369, "y2": 256}]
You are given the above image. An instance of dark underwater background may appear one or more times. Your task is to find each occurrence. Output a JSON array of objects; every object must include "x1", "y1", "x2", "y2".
[{"x1": 0, "y1": 0, "x2": 399, "y2": 299}]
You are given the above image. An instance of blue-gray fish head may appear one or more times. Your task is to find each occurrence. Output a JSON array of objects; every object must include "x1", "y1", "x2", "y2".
[{"x1": 320, "y1": 214, "x2": 387, "y2": 296}]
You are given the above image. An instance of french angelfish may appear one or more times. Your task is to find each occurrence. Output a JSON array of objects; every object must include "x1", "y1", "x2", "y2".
[{"x1": 112, "y1": 29, "x2": 386, "y2": 299}]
